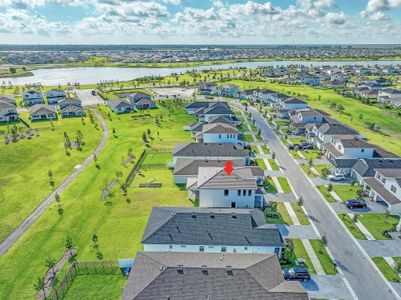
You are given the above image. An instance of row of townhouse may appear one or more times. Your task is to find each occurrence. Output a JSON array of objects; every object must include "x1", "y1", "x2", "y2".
[
  {"x1": 107, "y1": 91, "x2": 156, "y2": 113},
  {"x1": 22, "y1": 89, "x2": 66, "y2": 106},
  {"x1": 120, "y1": 100, "x2": 307, "y2": 299},
  {"x1": 350, "y1": 78, "x2": 401, "y2": 107},
  {"x1": 29, "y1": 100, "x2": 85, "y2": 121}
]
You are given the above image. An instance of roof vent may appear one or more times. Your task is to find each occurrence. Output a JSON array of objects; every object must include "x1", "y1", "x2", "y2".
[
  {"x1": 160, "y1": 265, "x2": 164, "y2": 271},
  {"x1": 176, "y1": 226, "x2": 181, "y2": 233},
  {"x1": 191, "y1": 214, "x2": 197, "y2": 218},
  {"x1": 231, "y1": 213, "x2": 237, "y2": 219},
  {"x1": 210, "y1": 214, "x2": 215, "y2": 219},
  {"x1": 177, "y1": 265, "x2": 184, "y2": 274},
  {"x1": 226, "y1": 266, "x2": 233, "y2": 275},
  {"x1": 201, "y1": 265, "x2": 208, "y2": 274}
]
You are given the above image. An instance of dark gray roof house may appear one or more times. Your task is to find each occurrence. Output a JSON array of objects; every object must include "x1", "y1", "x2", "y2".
[
  {"x1": 352, "y1": 159, "x2": 401, "y2": 178},
  {"x1": 202, "y1": 122, "x2": 239, "y2": 134},
  {"x1": 173, "y1": 143, "x2": 250, "y2": 162},
  {"x1": 122, "y1": 252, "x2": 308, "y2": 300},
  {"x1": 173, "y1": 159, "x2": 244, "y2": 176},
  {"x1": 318, "y1": 123, "x2": 359, "y2": 136},
  {"x1": 141, "y1": 207, "x2": 284, "y2": 248},
  {"x1": 0, "y1": 95, "x2": 16, "y2": 106},
  {"x1": 108, "y1": 98, "x2": 134, "y2": 114}
]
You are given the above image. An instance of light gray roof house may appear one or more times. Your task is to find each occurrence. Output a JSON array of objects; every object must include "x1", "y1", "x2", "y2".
[
  {"x1": 202, "y1": 122, "x2": 239, "y2": 134},
  {"x1": 173, "y1": 143, "x2": 250, "y2": 159},
  {"x1": 173, "y1": 159, "x2": 244, "y2": 176},
  {"x1": 352, "y1": 159, "x2": 401, "y2": 178},
  {"x1": 318, "y1": 122, "x2": 359, "y2": 136},
  {"x1": 141, "y1": 207, "x2": 284, "y2": 247},
  {"x1": 122, "y1": 252, "x2": 308, "y2": 300},
  {"x1": 29, "y1": 104, "x2": 56, "y2": 116}
]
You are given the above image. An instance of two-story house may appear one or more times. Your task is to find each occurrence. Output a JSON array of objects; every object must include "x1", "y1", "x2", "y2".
[
  {"x1": 378, "y1": 89, "x2": 401, "y2": 107},
  {"x1": 300, "y1": 74, "x2": 320, "y2": 86},
  {"x1": 198, "y1": 122, "x2": 241, "y2": 144},
  {"x1": 363, "y1": 168, "x2": 401, "y2": 215},
  {"x1": 187, "y1": 166, "x2": 265, "y2": 208},
  {"x1": 45, "y1": 89, "x2": 66, "y2": 105},
  {"x1": 141, "y1": 207, "x2": 285, "y2": 256},
  {"x1": 202, "y1": 102, "x2": 233, "y2": 122},
  {"x1": 280, "y1": 98, "x2": 308, "y2": 111},
  {"x1": 172, "y1": 142, "x2": 250, "y2": 165},
  {"x1": 255, "y1": 89, "x2": 276, "y2": 103},
  {"x1": 23, "y1": 90, "x2": 43, "y2": 106},
  {"x1": 0, "y1": 100, "x2": 18, "y2": 122},
  {"x1": 185, "y1": 101, "x2": 214, "y2": 115},
  {"x1": 289, "y1": 109, "x2": 329, "y2": 135},
  {"x1": 218, "y1": 84, "x2": 240, "y2": 98},
  {"x1": 323, "y1": 137, "x2": 376, "y2": 161},
  {"x1": 313, "y1": 122, "x2": 359, "y2": 150},
  {"x1": 198, "y1": 83, "x2": 218, "y2": 95}
]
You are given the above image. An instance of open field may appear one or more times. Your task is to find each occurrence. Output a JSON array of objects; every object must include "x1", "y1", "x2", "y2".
[
  {"x1": 64, "y1": 274, "x2": 127, "y2": 300},
  {"x1": 0, "y1": 112, "x2": 101, "y2": 242},
  {"x1": 226, "y1": 80, "x2": 401, "y2": 156},
  {"x1": 0, "y1": 103, "x2": 195, "y2": 299}
]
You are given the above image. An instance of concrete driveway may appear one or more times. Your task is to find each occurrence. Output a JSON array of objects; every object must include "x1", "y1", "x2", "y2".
[
  {"x1": 302, "y1": 275, "x2": 354, "y2": 300},
  {"x1": 278, "y1": 224, "x2": 321, "y2": 239},
  {"x1": 75, "y1": 89, "x2": 104, "y2": 106},
  {"x1": 359, "y1": 239, "x2": 401, "y2": 257},
  {"x1": 331, "y1": 201, "x2": 389, "y2": 214}
]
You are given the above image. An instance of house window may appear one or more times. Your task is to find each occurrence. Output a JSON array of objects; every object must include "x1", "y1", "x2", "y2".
[
  {"x1": 224, "y1": 190, "x2": 229, "y2": 196},
  {"x1": 391, "y1": 185, "x2": 397, "y2": 193},
  {"x1": 199, "y1": 246, "x2": 205, "y2": 252},
  {"x1": 169, "y1": 245, "x2": 173, "y2": 249},
  {"x1": 221, "y1": 247, "x2": 227, "y2": 253},
  {"x1": 219, "y1": 134, "x2": 221, "y2": 138},
  {"x1": 227, "y1": 134, "x2": 229, "y2": 138},
  {"x1": 248, "y1": 190, "x2": 252, "y2": 196},
  {"x1": 237, "y1": 190, "x2": 241, "y2": 196},
  {"x1": 242, "y1": 190, "x2": 246, "y2": 196},
  {"x1": 361, "y1": 149, "x2": 365, "y2": 153}
]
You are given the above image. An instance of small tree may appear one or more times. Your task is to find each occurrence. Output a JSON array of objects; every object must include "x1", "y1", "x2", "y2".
[
  {"x1": 321, "y1": 235, "x2": 328, "y2": 245},
  {"x1": 327, "y1": 183, "x2": 333, "y2": 192},
  {"x1": 298, "y1": 196, "x2": 304, "y2": 206},
  {"x1": 45, "y1": 256, "x2": 57, "y2": 277},
  {"x1": 65, "y1": 235, "x2": 74, "y2": 255},
  {"x1": 34, "y1": 276, "x2": 46, "y2": 297},
  {"x1": 395, "y1": 261, "x2": 401, "y2": 275}
]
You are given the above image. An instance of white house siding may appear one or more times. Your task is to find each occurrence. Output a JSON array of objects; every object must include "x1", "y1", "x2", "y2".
[
  {"x1": 203, "y1": 133, "x2": 240, "y2": 144},
  {"x1": 283, "y1": 104, "x2": 308, "y2": 110},
  {"x1": 342, "y1": 148, "x2": 374, "y2": 159},
  {"x1": 390, "y1": 203, "x2": 401, "y2": 215},
  {"x1": 173, "y1": 175, "x2": 192, "y2": 184},
  {"x1": 143, "y1": 244, "x2": 282, "y2": 256},
  {"x1": 199, "y1": 189, "x2": 256, "y2": 208},
  {"x1": 381, "y1": 177, "x2": 401, "y2": 200}
]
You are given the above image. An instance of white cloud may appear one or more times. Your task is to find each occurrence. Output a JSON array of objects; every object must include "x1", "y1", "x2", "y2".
[{"x1": 325, "y1": 11, "x2": 347, "y2": 25}]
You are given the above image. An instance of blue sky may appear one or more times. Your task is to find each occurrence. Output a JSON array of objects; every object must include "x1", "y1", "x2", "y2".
[{"x1": 0, "y1": 0, "x2": 400, "y2": 44}]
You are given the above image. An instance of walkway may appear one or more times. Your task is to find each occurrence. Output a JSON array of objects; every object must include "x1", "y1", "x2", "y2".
[{"x1": 0, "y1": 109, "x2": 109, "y2": 256}]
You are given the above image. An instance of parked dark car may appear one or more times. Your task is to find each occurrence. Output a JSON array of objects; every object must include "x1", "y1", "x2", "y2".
[
  {"x1": 91, "y1": 90, "x2": 96, "y2": 96},
  {"x1": 283, "y1": 268, "x2": 311, "y2": 281},
  {"x1": 301, "y1": 144, "x2": 313, "y2": 150},
  {"x1": 345, "y1": 199, "x2": 367, "y2": 209},
  {"x1": 288, "y1": 144, "x2": 300, "y2": 150}
]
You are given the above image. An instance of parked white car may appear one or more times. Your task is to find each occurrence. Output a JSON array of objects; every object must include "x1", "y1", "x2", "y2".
[{"x1": 327, "y1": 174, "x2": 346, "y2": 181}]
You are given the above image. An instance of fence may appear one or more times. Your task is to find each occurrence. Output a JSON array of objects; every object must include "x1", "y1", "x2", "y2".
[
  {"x1": 47, "y1": 260, "x2": 120, "y2": 300},
  {"x1": 124, "y1": 149, "x2": 147, "y2": 188}
]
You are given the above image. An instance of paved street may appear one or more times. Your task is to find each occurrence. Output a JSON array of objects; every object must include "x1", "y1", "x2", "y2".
[
  {"x1": 0, "y1": 109, "x2": 109, "y2": 256},
  {"x1": 75, "y1": 89, "x2": 104, "y2": 106},
  {"x1": 238, "y1": 103, "x2": 400, "y2": 300}
]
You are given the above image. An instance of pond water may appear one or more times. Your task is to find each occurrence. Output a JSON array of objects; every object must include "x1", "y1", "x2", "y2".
[{"x1": 1, "y1": 60, "x2": 401, "y2": 86}]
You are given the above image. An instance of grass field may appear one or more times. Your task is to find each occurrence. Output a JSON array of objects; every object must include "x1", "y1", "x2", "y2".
[
  {"x1": 277, "y1": 177, "x2": 291, "y2": 193},
  {"x1": 0, "y1": 112, "x2": 101, "y2": 242},
  {"x1": 316, "y1": 185, "x2": 337, "y2": 203},
  {"x1": 226, "y1": 80, "x2": 401, "y2": 156},
  {"x1": 264, "y1": 177, "x2": 278, "y2": 193},
  {"x1": 313, "y1": 164, "x2": 330, "y2": 177},
  {"x1": 289, "y1": 150, "x2": 301, "y2": 160},
  {"x1": 332, "y1": 185, "x2": 361, "y2": 202},
  {"x1": 372, "y1": 257, "x2": 401, "y2": 282},
  {"x1": 310, "y1": 240, "x2": 337, "y2": 275},
  {"x1": 338, "y1": 214, "x2": 368, "y2": 240},
  {"x1": 290, "y1": 203, "x2": 310, "y2": 225},
  {"x1": 64, "y1": 275, "x2": 127, "y2": 300},
  {"x1": 302, "y1": 150, "x2": 322, "y2": 160},
  {"x1": 268, "y1": 159, "x2": 280, "y2": 171},
  {"x1": 255, "y1": 158, "x2": 267, "y2": 170},
  {"x1": 0, "y1": 103, "x2": 195, "y2": 299},
  {"x1": 300, "y1": 163, "x2": 316, "y2": 178},
  {"x1": 357, "y1": 213, "x2": 400, "y2": 240}
]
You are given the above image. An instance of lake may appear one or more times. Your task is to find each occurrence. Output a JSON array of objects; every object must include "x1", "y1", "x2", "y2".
[{"x1": 1, "y1": 60, "x2": 401, "y2": 86}]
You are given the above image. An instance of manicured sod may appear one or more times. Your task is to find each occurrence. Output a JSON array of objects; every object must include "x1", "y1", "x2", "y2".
[
  {"x1": 313, "y1": 164, "x2": 330, "y2": 177},
  {"x1": 372, "y1": 257, "x2": 401, "y2": 282},
  {"x1": 255, "y1": 158, "x2": 267, "y2": 170},
  {"x1": 302, "y1": 150, "x2": 322, "y2": 161},
  {"x1": 243, "y1": 134, "x2": 254, "y2": 143},
  {"x1": 64, "y1": 275, "x2": 127, "y2": 300},
  {"x1": 0, "y1": 112, "x2": 102, "y2": 242},
  {"x1": 317, "y1": 185, "x2": 337, "y2": 203},
  {"x1": 333, "y1": 185, "x2": 361, "y2": 202},
  {"x1": 0, "y1": 103, "x2": 195, "y2": 299},
  {"x1": 268, "y1": 159, "x2": 280, "y2": 171},
  {"x1": 277, "y1": 177, "x2": 291, "y2": 193},
  {"x1": 264, "y1": 202, "x2": 292, "y2": 225},
  {"x1": 289, "y1": 137, "x2": 305, "y2": 145},
  {"x1": 300, "y1": 163, "x2": 316, "y2": 178},
  {"x1": 357, "y1": 213, "x2": 400, "y2": 240},
  {"x1": 289, "y1": 150, "x2": 301, "y2": 160},
  {"x1": 264, "y1": 177, "x2": 277, "y2": 193},
  {"x1": 338, "y1": 214, "x2": 367, "y2": 240},
  {"x1": 290, "y1": 203, "x2": 310, "y2": 225},
  {"x1": 310, "y1": 240, "x2": 337, "y2": 275},
  {"x1": 275, "y1": 120, "x2": 290, "y2": 127},
  {"x1": 291, "y1": 239, "x2": 316, "y2": 274}
]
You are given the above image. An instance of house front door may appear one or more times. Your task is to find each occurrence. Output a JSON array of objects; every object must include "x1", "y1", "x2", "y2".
[{"x1": 231, "y1": 201, "x2": 236, "y2": 208}]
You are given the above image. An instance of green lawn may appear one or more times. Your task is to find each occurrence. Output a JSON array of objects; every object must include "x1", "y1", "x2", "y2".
[
  {"x1": 264, "y1": 202, "x2": 292, "y2": 225},
  {"x1": 357, "y1": 213, "x2": 400, "y2": 240},
  {"x1": 289, "y1": 137, "x2": 306, "y2": 145},
  {"x1": 0, "y1": 112, "x2": 102, "y2": 242},
  {"x1": 281, "y1": 137, "x2": 289, "y2": 146},
  {"x1": 313, "y1": 164, "x2": 330, "y2": 177},
  {"x1": 268, "y1": 159, "x2": 280, "y2": 171},
  {"x1": 0, "y1": 103, "x2": 195, "y2": 299},
  {"x1": 264, "y1": 177, "x2": 277, "y2": 193},
  {"x1": 310, "y1": 240, "x2": 337, "y2": 275},
  {"x1": 64, "y1": 275, "x2": 127, "y2": 300},
  {"x1": 291, "y1": 239, "x2": 316, "y2": 274},
  {"x1": 338, "y1": 214, "x2": 368, "y2": 240},
  {"x1": 243, "y1": 134, "x2": 255, "y2": 143},
  {"x1": 275, "y1": 120, "x2": 290, "y2": 127},
  {"x1": 317, "y1": 185, "x2": 336, "y2": 203},
  {"x1": 300, "y1": 163, "x2": 316, "y2": 178},
  {"x1": 302, "y1": 150, "x2": 322, "y2": 161},
  {"x1": 277, "y1": 177, "x2": 291, "y2": 193},
  {"x1": 290, "y1": 203, "x2": 310, "y2": 225},
  {"x1": 333, "y1": 185, "x2": 361, "y2": 202},
  {"x1": 289, "y1": 150, "x2": 301, "y2": 160},
  {"x1": 260, "y1": 145, "x2": 270, "y2": 154},
  {"x1": 255, "y1": 158, "x2": 267, "y2": 170},
  {"x1": 372, "y1": 257, "x2": 401, "y2": 282}
]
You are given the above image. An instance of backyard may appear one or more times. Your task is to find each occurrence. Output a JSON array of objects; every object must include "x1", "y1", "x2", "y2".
[{"x1": 0, "y1": 102, "x2": 195, "y2": 299}]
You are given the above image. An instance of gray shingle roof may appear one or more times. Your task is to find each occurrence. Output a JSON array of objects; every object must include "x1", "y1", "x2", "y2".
[
  {"x1": 283, "y1": 97, "x2": 306, "y2": 104},
  {"x1": 173, "y1": 159, "x2": 244, "y2": 176},
  {"x1": 29, "y1": 104, "x2": 55, "y2": 115},
  {"x1": 318, "y1": 123, "x2": 358, "y2": 136},
  {"x1": 108, "y1": 98, "x2": 134, "y2": 110},
  {"x1": 0, "y1": 100, "x2": 16, "y2": 109},
  {"x1": 186, "y1": 101, "x2": 213, "y2": 109},
  {"x1": 202, "y1": 122, "x2": 239, "y2": 134},
  {"x1": 352, "y1": 159, "x2": 401, "y2": 177},
  {"x1": 364, "y1": 177, "x2": 401, "y2": 205},
  {"x1": 375, "y1": 168, "x2": 401, "y2": 178},
  {"x1": 141, "y1": 207, "x2": 284, "y2": 247},
  {"x1": 204, "y1": 103, "x2": 232, "y2": 115},
  {"x1": 60, "y1": 105, "x2": 84, "y2": 113},
  {"x1": 173, "y1": 143, "x2": 249, "y2": 158},
  {"x1": 338, "y1": 137, "x2": 375, "y2": 148},
  {"x1": 0, "y1": 95, "x2": 16, "y2": 105},
  {"x1": 122, "y1": 252, "x2": 308, "y2": 300}
]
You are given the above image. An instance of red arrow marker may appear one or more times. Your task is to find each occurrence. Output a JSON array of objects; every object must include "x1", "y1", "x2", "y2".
[{"x1": 224, "y1": 161, "x2": 233, "y2": 176}]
